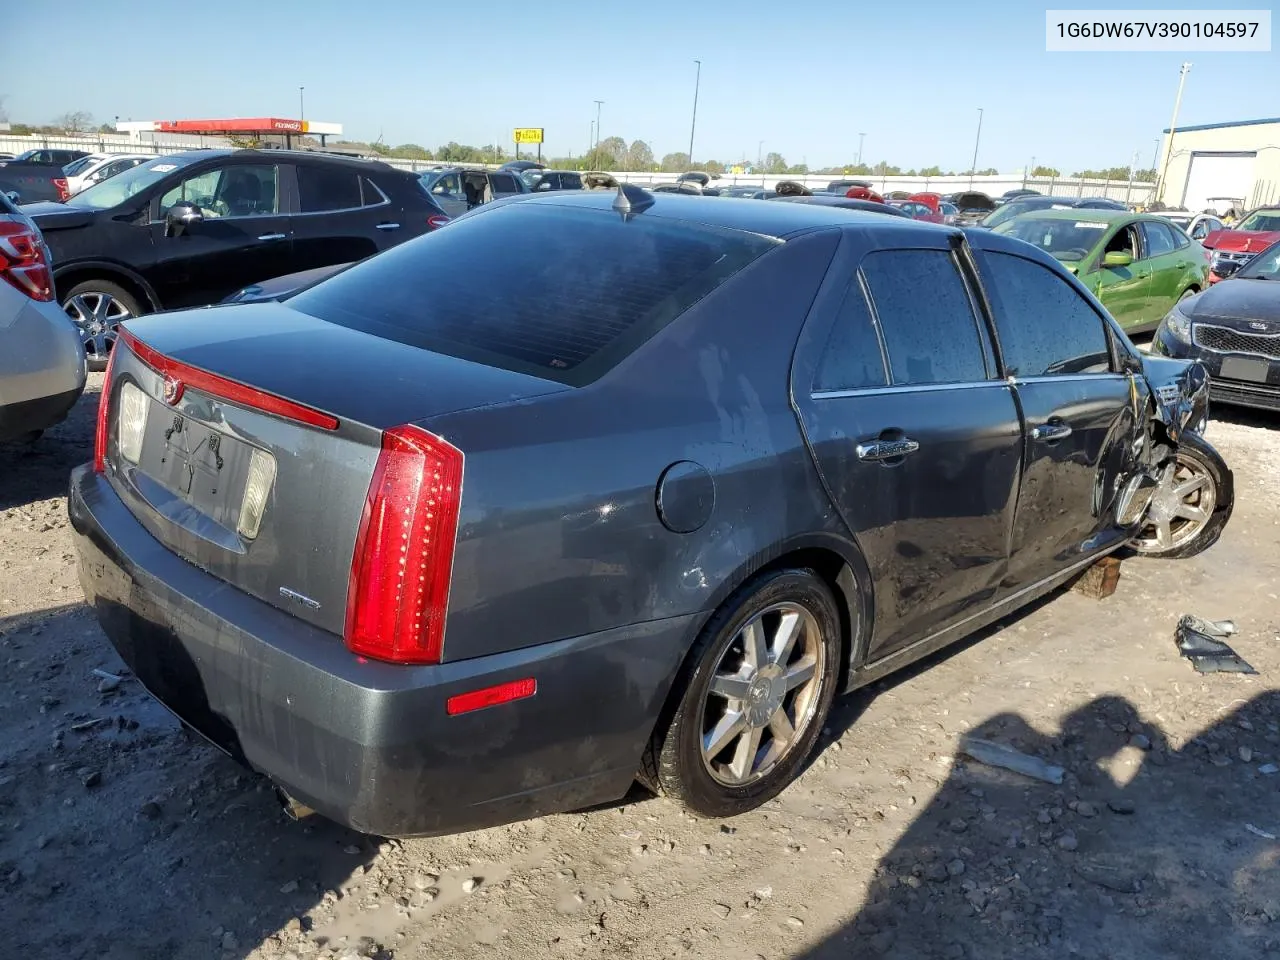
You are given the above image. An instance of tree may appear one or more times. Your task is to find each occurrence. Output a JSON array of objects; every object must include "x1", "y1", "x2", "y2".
[
  {"x1": 763, "y1": 152, "x2": 788, "y2": 175},
  {"x1": 1074, "y1": 165, "x2": 1148, "y2": 181},
  {"x1": 976, "y1": 167, "x2": 999, "y2": 176},
  {"x1": 0, "y1": 95, "x2": 8, "y2": 123},
  {"x1": 1032, "y1": 165, "x2": 1061, "y2": 177},
  {"x1": 702, "y1": 160, "x2": 725, "y2": 175},
  {"x1": 97, "y1": 123, "x2": 116, "y2": 134},
  {"x1": 918, "y1": 165, "x2": 943, "y2": 177},
  {"x1": 54, "y1": 110, "x2": 93, "y2": 134},
  {"x1": 660, "y1": 152, "x2": 690, "y2": 173},
  {"x1": 626, "y1": 139, "x2": 654, "y2": 171},
  {"x1": 596, "y1": 136, "x2": 627, "y2": 169},
  {"x1": 786, "y1": 163, "x2": 809, "y2": 176},
  {"x1": 391, "y1": 143, "x2": 433, "y2": 160}
]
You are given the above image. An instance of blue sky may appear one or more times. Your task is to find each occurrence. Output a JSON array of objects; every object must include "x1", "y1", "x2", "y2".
[{"x1": 8, "y1": 0, "x2": 1277, "y2": 172}]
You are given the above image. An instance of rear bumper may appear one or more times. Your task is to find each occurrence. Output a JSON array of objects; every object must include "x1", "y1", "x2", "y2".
[
  {"x1": 69, "y1": 466, "x2": 694, "y2": 836},
  {"x1": 0, "y1": 386, "x2": 82, "y2": 441}
]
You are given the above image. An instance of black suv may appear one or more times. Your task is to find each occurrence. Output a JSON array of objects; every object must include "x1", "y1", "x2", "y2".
[
  {"x1": 0, "y1": 148, "x2": 90, "y2": 167},
  {"x1": 25, "y1": 149, "x2": 450, "y2": 367}
]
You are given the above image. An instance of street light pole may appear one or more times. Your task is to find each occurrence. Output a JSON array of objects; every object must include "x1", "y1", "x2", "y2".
[
  {"x1": 299, "y1": 86, "x2": 305, "y2": 122},
  {"x1": 688, "y1": 60, "x2": 701, "y2": 168},
  {"x1": 1156, "y1": 61, "x2": 1192, "y2": 205},
  {"x1": 593, "y1": 100, "x2": 604, "y2": 167},
  {"x1": 857, "y1": 132, "x2": 866, "y2": 166},
  {"x1": 757, "y1": 140, "x2": 763, "y2": 171},
  {"x1": 968, "y1": 108, "x2": 983, "y2": 189}
]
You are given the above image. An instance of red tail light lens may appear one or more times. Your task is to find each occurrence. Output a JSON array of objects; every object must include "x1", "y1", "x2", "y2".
[
  {"x1": 54, "y1": 178, "x2": 70, "y2": 203},
  {"x1": 0, "y1": 218, "x2": 54, "y2": 301},
  {"x1": 345, "y1": 425, "x2": 464, "y2": 664},
  {"x1": 427, "y1": 215, "x2": 450, "y2": 230},
  {"x1": 93, "y1": 340, "x2": 121, "y2": 473}
]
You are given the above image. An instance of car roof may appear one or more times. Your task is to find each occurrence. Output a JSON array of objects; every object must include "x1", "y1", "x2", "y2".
[
  {"x1": 1009, "y1": 208, "x2": 1135, "y2": 223},
  {"x1": 138, "y1": 148, "x2": 401, "y2": 173},
  {"x1": 510, "y1": 189, "x2": 939, "y2": 238}
]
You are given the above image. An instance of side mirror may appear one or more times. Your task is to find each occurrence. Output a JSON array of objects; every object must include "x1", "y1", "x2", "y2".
[
  {"x1": 1102, "y1": 250, "x2": 1133, "y2": 268},
  {"x1": 165, "y1": 201, "x2": 203, "y2": 237},
  {"x1": 537, "y1": 182, "x2": 552, "y2": 191}
]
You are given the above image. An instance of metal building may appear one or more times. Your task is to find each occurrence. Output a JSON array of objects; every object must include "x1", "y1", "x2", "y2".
[{"x1": 1157, "y1": 117, "x2": 1280, "y2": 213}]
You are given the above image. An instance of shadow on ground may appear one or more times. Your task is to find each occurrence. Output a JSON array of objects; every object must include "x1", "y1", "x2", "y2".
[{"x1": 795, "y1": 690, "x2": 1280, "y2": 960}]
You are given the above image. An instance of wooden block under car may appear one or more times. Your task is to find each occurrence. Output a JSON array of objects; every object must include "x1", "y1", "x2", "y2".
[{"x1": 1071, "y1": 556, "x2": 1123, "y2": 600}]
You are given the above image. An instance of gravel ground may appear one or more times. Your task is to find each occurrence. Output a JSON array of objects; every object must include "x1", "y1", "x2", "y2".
[{"x1": 2, "y1": 376, "x2": 1279, "y2": 960}]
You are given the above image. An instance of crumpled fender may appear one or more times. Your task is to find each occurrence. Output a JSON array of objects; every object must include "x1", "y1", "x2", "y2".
[{"x1": 1141, "y1": 354, "x2": 1210, "y2": 444}]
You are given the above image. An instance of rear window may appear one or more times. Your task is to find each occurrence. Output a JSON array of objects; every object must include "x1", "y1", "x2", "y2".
[
  {"x1": 297, "y1": 165, "x2": 362, "y2": 212},
  {"x1": 288, "y1": 203, "x2": 778, "y2": 386}
]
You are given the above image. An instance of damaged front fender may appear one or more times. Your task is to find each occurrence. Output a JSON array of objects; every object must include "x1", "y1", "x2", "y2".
[{"x1": 1141, "y1": 354, "x2": 1210, "y2": 443}]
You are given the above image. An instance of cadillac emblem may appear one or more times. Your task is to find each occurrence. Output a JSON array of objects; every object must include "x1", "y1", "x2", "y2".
[{"x1": 162, "y1": 375, "x2": 184, "y2": 406}]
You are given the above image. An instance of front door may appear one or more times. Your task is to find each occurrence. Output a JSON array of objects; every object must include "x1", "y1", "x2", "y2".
[
  {"x1": 1091, "y1": 222, "x2": 1150, "y2": 332},
  {"x1": 793, "y1": 247, "x2": 1023, "y2": 659},
  {"x1": 146, "y1": 162, "x2": 293, "y2": 308},
  {"x1": 975, "y1": 248, "x2": 1143, "y2": 594},
  {"x1": 425, "y1": 172, "x2": 467, "y2": 218}
]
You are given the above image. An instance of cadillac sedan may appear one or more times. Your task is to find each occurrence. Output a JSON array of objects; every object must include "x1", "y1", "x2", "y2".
[{"x1": 71, "y1": 188, "x2": 1231, "y2": 836}]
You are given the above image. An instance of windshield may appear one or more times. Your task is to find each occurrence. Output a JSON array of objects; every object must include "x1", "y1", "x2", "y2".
[
  {"x1": 1235, "y1": 209, "x2": 1280, "y2": 232},
  {"x1": 994, "y1": 216, "x2": 1110, "y2": 261},
  {"x1": 981, "y1": 200, "x2": 1047, "y2": 228},
  {"x1": 1236, "y1": 241, "x2": 1280, "y2": 280},
  {"x1": 67, "y1": 156, "x2": 194, "y2": 210}
]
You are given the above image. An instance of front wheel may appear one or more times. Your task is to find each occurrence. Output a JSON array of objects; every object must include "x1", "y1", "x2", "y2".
[
  {"x1": 1130, "y1": 432, "x2": 1232, "y2": 559},
  {"x1": 642, "y1": 568, "x2": 842, "y2": 818},
  {"x1": 61, "y1": 279, "x2": 142, "y2": 371}
]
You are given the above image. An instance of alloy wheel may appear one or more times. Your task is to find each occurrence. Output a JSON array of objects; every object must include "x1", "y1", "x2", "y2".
[
  {"x1": 1135, "y1": 452, "x2": 1217, "y2": 553},
  {"x1": 64, "y1": 291, "x2": 133, "y2": 362},
  {"x1": 699, "y1": 602, "x2": 826, "y2": 787}
]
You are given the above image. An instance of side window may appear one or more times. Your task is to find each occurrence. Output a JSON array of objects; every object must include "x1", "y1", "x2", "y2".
[
  {"x1": 489, "y1": 173, "x2": 518, "y2": 194},
  {"x1": 158, "y1": 164, "x2": 279, "y2": 218},
  {"x1": 562, "y1": 172, "x2": 583, "y2": 190},
  {"x1": 980, "y1": 252, "x2": 1112, "y2": 377},
  {"x1": 428, "y1": 172, "x2": 462, "y2": 197},
  {"x1": 1139, "y1": 221, "x2": 1176, "y2": 258},
  {"x1": 860, "y1": 249, "x2": 988, "y2": 386},
  {"x1": 814, "y1": 280, "x2": 888, "y2": 392},
  {"x1": 1189, "y1": 220, "x2": 1209, "y2": 241},
  {"x1": 360, "y1": 177, "x2": 386, "y2": 207},
  {"x1": 297, "y1": 165, "x2": 362, "y2": 212}
]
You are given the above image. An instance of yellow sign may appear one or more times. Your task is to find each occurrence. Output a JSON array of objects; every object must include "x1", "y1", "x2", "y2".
[
  {"x1": 731, "y1": 165, "x2": 744, "y2": 174},
  {"x1": 513, "y1": 128, "x2": 544, "y2": 145}
]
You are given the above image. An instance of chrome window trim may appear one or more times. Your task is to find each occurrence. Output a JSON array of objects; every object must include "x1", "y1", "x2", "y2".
[
  {"x1": 812, "y1": 380, "x2": 1007, "y2": 400},
  {"x1": 292, "y1": 174, "x2": 390, "y2": 218}
]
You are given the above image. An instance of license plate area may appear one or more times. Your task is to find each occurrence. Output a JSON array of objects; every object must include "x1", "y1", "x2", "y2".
[
  {"x1": 134, "y1": 404, "x2": 253, "y2": 535},
  {"x1": 1219, "y1": 356, "x2": 1271, "y2": 384}
]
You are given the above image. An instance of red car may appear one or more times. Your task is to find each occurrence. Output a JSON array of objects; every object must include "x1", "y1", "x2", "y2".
[
  {"x1": 845, "y1": 185, "x2": 885, "y2": 203},
  {"x1": 1202, "y1": 206, "x2": 1280, "y2": 284},
  {"x1": 889, "y1": 200, "x2": 942, "y2": 223}
]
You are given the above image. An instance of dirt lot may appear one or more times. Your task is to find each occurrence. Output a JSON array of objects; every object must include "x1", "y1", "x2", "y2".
[{"x1": 3, "y1": 376, "x2": 1279, "y2": 960}]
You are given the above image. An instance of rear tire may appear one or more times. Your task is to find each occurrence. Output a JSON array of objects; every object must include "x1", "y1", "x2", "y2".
[
  {"x1": 642, "y1": 568, "x2": 841, "y2": 818},
  {"x1": 1130, "y1": 432, "x2": 1232, "y2": 559},
  {"x1": 61, "y1": 279, "x2": 142, "y2": 371}
]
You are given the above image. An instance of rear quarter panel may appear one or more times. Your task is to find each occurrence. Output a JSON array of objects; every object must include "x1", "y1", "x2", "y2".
[{"x1": 421, "y1": 230, "x2": 846, "y2": 662}]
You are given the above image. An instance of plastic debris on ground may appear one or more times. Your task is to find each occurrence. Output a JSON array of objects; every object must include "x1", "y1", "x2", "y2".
[{"x1": 1175, "y1": 614, "x2": 1256, "y2": 675}]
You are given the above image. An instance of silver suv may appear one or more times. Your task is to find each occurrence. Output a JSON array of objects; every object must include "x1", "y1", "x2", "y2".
[
  {"x1": 0, "y1": 192, "x2": 86, "y2": 442},
  {"x1": 418, "y1": 166, "x2": 527, "y2": 218}
]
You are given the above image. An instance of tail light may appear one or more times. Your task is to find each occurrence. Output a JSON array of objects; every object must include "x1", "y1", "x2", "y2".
[
  {"x1": 427, "y1": 214, "x2": 450, "y2": 230},
  {"x1": 54, "y1": 178, "x2": 70, "y2": 203},
  {"x1": 0, "y1": 217, "x2": 54, "y2": 301},
  {"x1": 92, "y1": 342, "x2": 121, "y2": 473},
  {"x1": 345, "y1": 425, "x2": 463, "y2": 664}
]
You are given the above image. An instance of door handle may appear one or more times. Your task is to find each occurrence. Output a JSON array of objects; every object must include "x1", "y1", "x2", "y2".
[
  {"x1": 257, "y1": 233, "x2": 287, "y2": 241},
  {"x1": 375, "y1": 222, "x2": 401, "y2": 231},
  {"x1": 1031, "y1": 422, "x2": 1073, "y2": 442},
  {"x1": 855, "y1": 437, "x2": 920, "y2": 462}
]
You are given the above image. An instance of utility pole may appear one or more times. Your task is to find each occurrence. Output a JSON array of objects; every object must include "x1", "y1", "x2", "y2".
[
  {"x1": 299, "y1": 86, "x2": 305, "y2": 122},
  {"x1": 593, "y1": 100, "x2": 603, "y2": 167},
  {"x1": 757, "y1": 140, "x2": 763, "y2": 171},
  {"x1": 857, "y1": 132, "x2": 866, "y2": 166},
  {"x1": 1156, "y1": 62, "x2": 1192, "y2": 205},
  {"x1": 688, "y1": 60, "x2": 701, "y2": 168},
  {"x1": 968, "y1": 108, "x2": 983, "y2": 189}
]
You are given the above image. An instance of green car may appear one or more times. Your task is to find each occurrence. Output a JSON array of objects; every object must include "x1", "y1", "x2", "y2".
[{"x1": 993, "y1": 210, "x2": 1210, "y2": 333}]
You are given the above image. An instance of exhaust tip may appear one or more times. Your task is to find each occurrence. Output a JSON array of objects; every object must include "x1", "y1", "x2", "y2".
[{"x1": 274, "y1": 786, "x2": 316, "y2": 821}]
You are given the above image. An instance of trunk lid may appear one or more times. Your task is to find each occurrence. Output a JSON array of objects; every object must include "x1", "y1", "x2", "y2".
[{"x1": 100, "y1": 305, "x2": 568, "y2": 636}]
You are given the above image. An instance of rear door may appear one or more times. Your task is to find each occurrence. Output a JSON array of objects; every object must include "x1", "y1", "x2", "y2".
[
  {"x1": 793, "y1": 244, "x2": 1022, "y2": 660},
  {"x1": 1139, "y1": 219, "x2": 1197, "y2": 323},
  {"x1": 146, "y1": 160, "x2": 293, "y2": 307},
  {"x1": 289, "y1": 163, "x2": 395, "y2": 274},
  {"x1": 424, "y1": 172, "x2": 467, "y2": 217},
  {"x1": 486, "y1": 171, "x2": 523, "y2": 201},
  {"x1": 975, "y1": 248, "x2": 1142, "y2": 593}
]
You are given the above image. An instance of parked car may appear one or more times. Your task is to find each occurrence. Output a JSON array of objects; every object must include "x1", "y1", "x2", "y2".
[
  {"x1": 978, "y1": 196, "x2": 1130, "y2": 231},
  {"x1": 889, "y1": 200, "x2": 940, "y2": 222},
  {"x1": 993, "y1": 210, "x2": 1211, "y2": 334},
  {"x1": 844, "y1": 185, "x2": 887, "y2": 203},
  {"x1": 71, "y1": 187, "x2": 1230, "y2": 837},
  {"x1": 582, "y1": 172, "x2": 620, "y2": 190},
  {"x1": 419, "y1": 166, "x2": 526, "y2": 217},
  {"x1": 524, "y1": 170, "x2": 585, "y2": 192},
  {"x1": 25, "y1": 149, "x2": 450, "y2": 369},
  {"x1": 676, "y1": 171, "x2": 717, "y2": 187},
  {"x1": 1152, "y1": 238, "x2": 1280, "y2": 412},
  {"x1": 0, "y1": 161, "x2": 70, "y2": 203},
  {"x1": 0, "y1": 191, "x2": 85, "y2": 443},
  {"x1": 1201, "y1": 206, "x2": 1280, "y2": 284},
  {"x1": 951, "y1": 191, "x2": 997, "y2": 225},
  {"x1": 1003, "y1": 188, "x2": 1041, "y2": 200},
  {"x1": 825, "y1": 179, "x2": 872, "y2": 194},
  {"x1": 63, "y1": 153, "x2": 152, "y2": 196},
  {"x1": 770, "y1": 194, "x2": 909, "y2": 217},
  {"x1": 221, "y1": 261, "x2": 355, "y2": 304},
  {"x1": 938, "y1": 201, "x2": 959, "y2": 225},
  {"x1": 499, "y1": 160, "x2": 545, "y2": 175},
  {"x1": 652, "y1": 182, "x2": 702, "y2": 194},
  {"x1": 1158, "y1": 212, "x2": 1224, "y2": 243},
  {"x1": 715, "y1": 185, "x2": 770, "y2": 199},
  {"x1": 0, "y1": 148, "x2": 89, "y2": 168}
]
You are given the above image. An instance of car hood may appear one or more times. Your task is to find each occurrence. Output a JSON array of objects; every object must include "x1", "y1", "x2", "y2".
[
  {"x1": 1185, "y1": 278, "x2": 1280, "y2": 326},
  {"x1": 1202, "y1": 228, "x2": 1280, "y2": 252},
  {"x1": 21, "y1": 201, "x2": 97, "y2": 230},
  {"x1": 1141, "y1": 354, "x2": 1209, "y2": 442}
]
